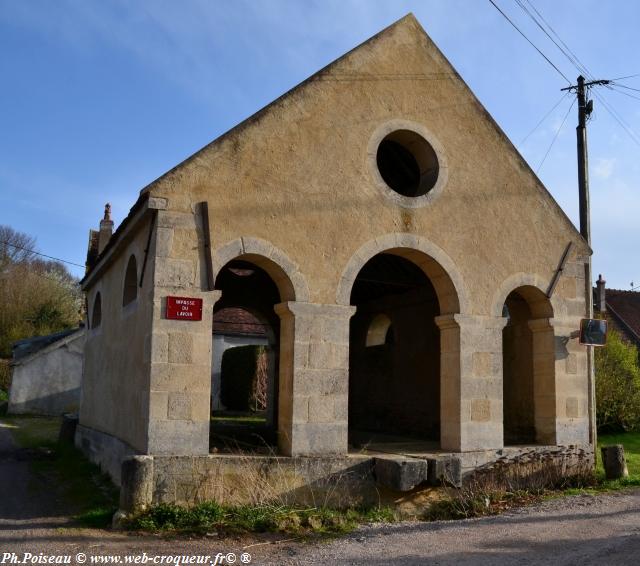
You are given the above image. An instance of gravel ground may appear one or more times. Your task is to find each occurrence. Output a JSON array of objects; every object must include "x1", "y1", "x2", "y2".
[{"x1": 2, "y1": 424, "x2": 640, "y2": 565}]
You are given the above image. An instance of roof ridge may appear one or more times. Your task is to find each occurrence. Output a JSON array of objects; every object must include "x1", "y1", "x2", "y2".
[
  {"x1": 139, "y1": 13, "x2": 418, "y2": 197},
  {"x1": 606, "y1": 288, "x2": 640, "y2": 294}
]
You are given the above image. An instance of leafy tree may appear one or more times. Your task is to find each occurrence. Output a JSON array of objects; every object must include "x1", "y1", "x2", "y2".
[
  {"x1": 0, "y1": 225, "x2": 83, "y2": 358},
  {"x1": 595, "y1": 328, "x2": 640, "y2": 433}
]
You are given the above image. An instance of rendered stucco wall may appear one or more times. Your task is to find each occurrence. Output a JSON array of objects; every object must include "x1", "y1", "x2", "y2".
[
  {"x1": 80, "y1": 214, "x2": 156, "y2": 454},
  {"x1": 8, "y1": 331, "x2": 84, "y2": 416}
]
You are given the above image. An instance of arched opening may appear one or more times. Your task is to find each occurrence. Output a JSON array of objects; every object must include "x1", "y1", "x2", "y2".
[
  {"x1": 91, "y1": 292, "x2": 102, "y2": 329},
  {"x1": 122, "y1": 255, "x2": 138, "y2": 307},
  {"x1": 502, "y1": 286, "x2": 554, "y2": 446},
  {"x1": 212, "y1": 259, "x2": 282, "y2": 450},
  {"x1": 348, "y1": 252, "x2": 444, "y2": 451},
  {"x1": 366, "y1": 313, "x2": 393, "y2": 347}
]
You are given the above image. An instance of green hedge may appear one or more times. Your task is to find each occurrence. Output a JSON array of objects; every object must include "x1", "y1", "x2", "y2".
[{"x1": 0, "y1": 359, "x2": 11, "y2": 393}]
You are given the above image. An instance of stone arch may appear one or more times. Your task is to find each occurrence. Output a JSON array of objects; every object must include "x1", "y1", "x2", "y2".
[
  {"x1": 491, "y1": 273, "x2": 554, "y2": 319},
  {"x1": 336, "y1": 233, "x2": 468, "y2": 315},
  {"x1": 122, "y1": 254, "x2": 138, "y2": 307},
  {"x1": 212, "y1": 237, "x2": 310, "y2": 303},
  {"x1": 91, "y1": 291, "x2": 102, "y2": 329},
  {"x1": 496, "y1": 274, "x2": 557, "y2": 446}
]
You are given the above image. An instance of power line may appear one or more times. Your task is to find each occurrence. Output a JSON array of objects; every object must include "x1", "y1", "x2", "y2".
[
  {"x1": 593, "y1": 91, "x2": 640, "y2": 147},
  {"x1": 519, "y1": 92, "x2": 569, "y2": 145},
  {"x1": 610, "y1": 73, "x2": 640, "y2": 81},
  {"x1": 515, "y1": 0, "x2": 592, "y2": 79},
  {"x1": 537, "y1": 97, "x2": 575, "y2": 173},
  {"x1": 0, "y1": 240, "x2": 85, "y2": 269},
  {"x1": 608, "y1": 85, "x2": 640, "y2": 102},
  {"x1": 520, "y1": 2, "x2": 640, "y2": 150},
  {"x1": 613, "y1": 83, "x2": 640, "y2": 93},
  {"x1": 523, "y1": 0, "x2": 596, "y2": 80},
  {"x1": 487, "y1": 0, "x2": 571, "y2": 83}
]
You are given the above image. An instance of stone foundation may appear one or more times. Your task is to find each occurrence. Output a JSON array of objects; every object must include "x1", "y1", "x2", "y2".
[
  {"x1": 118, "y1": 444, "x2": 593, "y2": 513},
  {"x1": 75, "y1": 424, "x2": 138, "y2": 486}
]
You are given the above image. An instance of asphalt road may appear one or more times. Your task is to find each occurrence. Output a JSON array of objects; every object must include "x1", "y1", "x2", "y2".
[{"x1": 2, "y1": 423, "x2": 640, "y2": 565}]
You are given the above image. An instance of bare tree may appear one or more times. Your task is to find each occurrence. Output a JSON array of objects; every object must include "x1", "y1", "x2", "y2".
[
  {"x1": 0, "y1": 225, "x2": 82, "y2": 357},
  {"x1": 0, "y1": 225, "x2": 36, "y2": 269}
]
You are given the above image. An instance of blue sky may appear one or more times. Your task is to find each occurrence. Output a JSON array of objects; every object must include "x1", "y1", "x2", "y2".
[{"x1": 1, "y1": 0, "x2": 639, "y2": 289}]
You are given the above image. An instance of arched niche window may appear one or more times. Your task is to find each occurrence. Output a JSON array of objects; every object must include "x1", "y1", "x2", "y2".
[
  {"x1": 366, "y1": 313, "x2": 393, "y2": 347},
  {"x1": 92, "y1": 292, "x2": 102, "y2": 329},
  {"x1": 122, "y1": 255, "x2": 138, "y2": 307}
]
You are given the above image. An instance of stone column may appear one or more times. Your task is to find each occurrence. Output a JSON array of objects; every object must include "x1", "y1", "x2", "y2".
[
  {"x1": 436, "y1": 314, "x2": 507, "y2": 452},
  {"x1": 550, "y1": 320, "x2": 590, "y2": 446},
  {"x1": 528, "y1": 318, "x2": 557, "y2": 445},
  {"x1": 274, "y1": 302, "x2": 356, "y2": 456}
]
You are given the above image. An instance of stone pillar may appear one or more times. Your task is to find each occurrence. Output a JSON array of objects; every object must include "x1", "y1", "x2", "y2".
[
  {"x1": 274, "y1": 302, "x2": 356, "y2": 456},
  {"x1": 529, "y1": 318, "x2": 557, "y2": 445},
  {"x1": 436, "y1": 314, "x2": 507, "y2": 452},
  {"x1": 146, "y1": 207, "x2": 220, "y2": 455},
  {"x1": 552, "y1": 320, "x2": 590, "y2": 446}
]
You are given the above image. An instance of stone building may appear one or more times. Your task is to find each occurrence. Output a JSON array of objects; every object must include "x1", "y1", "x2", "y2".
[
  {"x1": 595, "y1": 275, "x2": 640, "y2": 350},
  {"x1": 76, "y1": 15, "x2": 593, "y2": 504},
  {"x1": 9, "y1": 328, "x2": 84, "y2": 416}
]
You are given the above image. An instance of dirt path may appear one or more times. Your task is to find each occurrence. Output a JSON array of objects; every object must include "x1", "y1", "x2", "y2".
[
  {"x1": 2, "y1": 422, "x2": 640, "y2": 565},
  {"x1": 2, "y1": 489, "x2": 640, "y2": 565},
  {"x1": 0, "y1": 420, "x2": 69, "y2": 522}
]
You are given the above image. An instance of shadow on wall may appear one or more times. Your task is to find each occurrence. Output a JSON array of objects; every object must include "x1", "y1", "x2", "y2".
[{"x1": 8, "y1": 387, "x2": 80, "y2": 416}]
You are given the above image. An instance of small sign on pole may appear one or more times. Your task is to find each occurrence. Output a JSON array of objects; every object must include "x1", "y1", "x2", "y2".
[
  {"x1": 579, "y1": 318, "x2": 608, "y2": 347},
  {"x1": 166, "y1": 296, "x2": 203, "y2": 321}
]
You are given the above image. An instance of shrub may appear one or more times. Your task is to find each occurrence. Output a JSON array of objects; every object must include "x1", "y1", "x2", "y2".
[
  {"x1": 595, "y1": 329, "x2": 640, "y2": 433},
  {"x1": 0, "y1": 359, "x2": 11, "y2": 393},
  {"x1": 424, "y1": 448, "x2": 595, "y2": 521}
]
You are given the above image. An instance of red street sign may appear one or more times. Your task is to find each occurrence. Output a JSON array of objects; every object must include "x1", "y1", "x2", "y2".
[{"x1": 166, "y1": 296, "x2": 203, "y2": 321}]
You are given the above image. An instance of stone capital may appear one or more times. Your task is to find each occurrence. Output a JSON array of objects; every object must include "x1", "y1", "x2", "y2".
[
  {"x1": 528, "y1": 317, "x2": 554, "y2": 333},
  {"x1": 435, "y1": 313, "x2": 508, "y2": 332},
  {"x1": 274, "y1": 301, "x2": 356, "y2": 321}
]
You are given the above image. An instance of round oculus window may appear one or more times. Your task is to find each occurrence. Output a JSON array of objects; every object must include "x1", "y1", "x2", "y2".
[{"x1": 375, "y1": 129, "x2": 439, "y2": 198}]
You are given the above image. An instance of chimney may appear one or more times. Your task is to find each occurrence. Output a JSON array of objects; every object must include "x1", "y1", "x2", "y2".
[
  {"x1": 596, "y1": 274, "x2": 606, "y2": 313},
  {"x1": 98, "y1": 203, "x2": 113, "y2": 254}
]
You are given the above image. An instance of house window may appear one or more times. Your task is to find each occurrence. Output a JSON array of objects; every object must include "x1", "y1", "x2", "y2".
[
  {"x1": 122, "y1": 255, "x2": 138, "y2": 307},
  {"x1": 376, "y1": 129, "x2": 439, "y2": 197},
  {"x1": 92, "y1": 292, "x2": 102, "y2": 329}
]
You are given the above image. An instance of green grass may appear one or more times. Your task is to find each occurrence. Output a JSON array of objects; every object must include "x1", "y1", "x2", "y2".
[
  {"x1": 2, "y1": 415, "x2": 61, "y2": 447},
  {"x1": 126, "y1": 502, "x2": 396, "y2": 536},
  {"x1": 598, "y1": 432, "x2": 640, "y2": 475},
  {"x1": 0, "y1": 389, "x2": 8, "y2": 403},
  {"x1": 211, "y1": 415, "x2": 267, "y2": 425},
  {"x1": 1, "y1": 415, "x2": 118, "y2": 528}
]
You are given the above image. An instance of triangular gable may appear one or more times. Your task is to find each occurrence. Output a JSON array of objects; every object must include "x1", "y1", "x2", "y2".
[{"x1": 139, "y1": 13, "x2": 588, "y2": 255}]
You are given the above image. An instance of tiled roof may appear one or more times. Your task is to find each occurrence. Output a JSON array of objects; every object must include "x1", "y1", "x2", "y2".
[
  {"x1": 12, "y1": 328, "x2": 82, "y2": 361},
  {"x1": 213, "y1": 307, "x2": 268, "y2": 337},
  {"x1": 606, "y1": 289, "x2": 640, "y2": 347},
  {"x1": 85, "y1": 230, "x2": 100, "y2": 272}
]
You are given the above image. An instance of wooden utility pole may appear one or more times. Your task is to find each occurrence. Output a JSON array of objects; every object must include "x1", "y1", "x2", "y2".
[{"x1": 561, "y1": 75, "x2": 610, "y2": 453}]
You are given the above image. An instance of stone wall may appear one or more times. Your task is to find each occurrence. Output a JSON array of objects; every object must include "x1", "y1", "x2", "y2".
[
  {"x1": 9, "y1": 330, "x2": 84, "y2": 416},
  {"x1": 80, "y1": 211, "x2": 157, "y2": 453},
  {"x1": 118, "y1": 445, "x2": 594, "y2": 513},
  {"x1": 78, "y1": 15, "x2": 593, "y2": 473}
]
